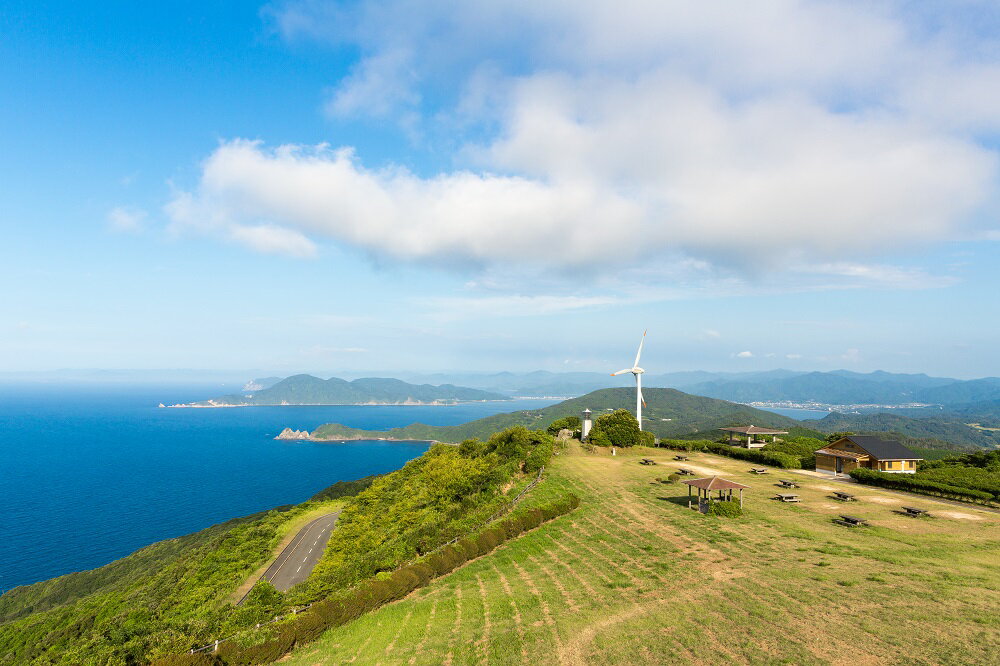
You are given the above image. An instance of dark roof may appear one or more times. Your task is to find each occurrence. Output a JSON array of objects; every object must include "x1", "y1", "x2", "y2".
[
  {"x1": 682, "y1": 476, "x2": 751, "y2": 491},
  {"x1": 840, "y1": 435, "x2": 921, "y2": 460}
]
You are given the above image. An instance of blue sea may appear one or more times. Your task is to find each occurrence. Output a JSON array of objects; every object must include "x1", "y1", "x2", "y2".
[
  {"x1": 0, "y1": 384, "x2": 556, "y2": 593},
  {"x1": 757, "y1": 406, "x2": 830, "y2": 420}
]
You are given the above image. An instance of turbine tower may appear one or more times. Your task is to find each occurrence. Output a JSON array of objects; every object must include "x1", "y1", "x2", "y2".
[{"x1": 611, "y1": 330, "x2": 647, "y2": 430}]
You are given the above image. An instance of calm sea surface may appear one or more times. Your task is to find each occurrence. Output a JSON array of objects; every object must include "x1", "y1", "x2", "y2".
[
  {"x1": 0, "y1": 384, "x2": 556, "y2": 592},
  {"x1": 757, "y1": 406, "x2": 830, "y2": 420}
]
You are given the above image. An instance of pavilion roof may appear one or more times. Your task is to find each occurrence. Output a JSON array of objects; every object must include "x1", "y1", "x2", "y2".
[
  {"x1": 719, "y1": 425, "x2": 789, "y2": 435},
  {"x1": 681, "y1": 476, "x2": 751, "y2": 491}
]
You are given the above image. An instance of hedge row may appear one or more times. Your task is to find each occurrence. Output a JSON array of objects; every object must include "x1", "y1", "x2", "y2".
[
  {"x1": 849, "y1": 468, "x2": 994, "y2": 504},
  {"x1": 659, "y1": 439, "x2": 802, "y2": 469},
  {"x1": 152, "y1": 493, "x2": 580, "y2": 666}
]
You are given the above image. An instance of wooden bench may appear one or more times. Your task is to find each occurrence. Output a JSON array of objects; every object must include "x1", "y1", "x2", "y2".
[
  {"x1": 677, "y1": 468, "x2": 694, "y2": 475},
  {"x1": 777, "y1": 479, "x2": 800, "y2": 488},
  {"x1": 834, "y1": 514, "x2": 867, "y2": 527},
  {"x1": 832, "y1": 491, "x2": 856, "y2": 501},
  {"x1": 674, "y1": 455, "x2": 689, "y2": 461},
  {"x1": 901, "y1": 506, "x2": 930, "y2": 517},
  {"x1": 750, "y1": 467, "x2": 769, "y2": 474},
  {"x1": 774, "y1": 493, "x2": 800, "y2": 503}
]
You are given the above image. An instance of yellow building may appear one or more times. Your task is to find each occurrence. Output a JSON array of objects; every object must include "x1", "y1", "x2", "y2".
[{"x1": 815, "y1": 435, "x2": 921, "y2": 476}]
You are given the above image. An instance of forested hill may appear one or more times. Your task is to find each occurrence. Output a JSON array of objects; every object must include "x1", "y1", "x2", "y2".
[
  {"x1": 801, "y1": 412, "x2": 1000, "y2": 450},
  {"x1": 182, "y1": 375, "x2": 507, "y2": 406},
  {"x1": 309, "y1": 387, "x2": 815, "y2": 442}
]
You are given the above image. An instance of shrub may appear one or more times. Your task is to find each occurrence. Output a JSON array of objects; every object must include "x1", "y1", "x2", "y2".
[
  {"x1": 707, "y1": 500, "x2": 743, "y2": 518},
  {"x1": 659, "y1": 439, "x2": 710, "y2": 452},
  {"x1": 588, "y1": 409, "x2": 645, "y2": 447},
  {"x1": 849, "y1": 468, "x2": 994, "y2": 503},
  {"x1": 546, "y1": 416, "x2": 581, "y2": 436},
  {"x1": 703, "y1": 442, "x2": 801, "y2": 469},
  {"x1": 667, "y1": 473, "x2": 681, "y2": 483}
]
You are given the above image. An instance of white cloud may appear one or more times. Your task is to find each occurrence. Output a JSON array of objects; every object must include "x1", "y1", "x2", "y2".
[
  {"x1": 735, "y1": 351, "x2": 754, "y2": 358},
  {"x1": 786, "y1": 353, "x2": 803, "y2": 360},
  {"x1": 703, "y1": 329, "x2": 721, "y2": 339},
  {"x1": 107, "y1": 206, "x2": 146, "y2": 233},
  {"x1": 228, "y1": 224, "x2": 318, "y2": 258},
  {"x1": 173, "y1": 1, "x2": 1000, "y2": 280}
]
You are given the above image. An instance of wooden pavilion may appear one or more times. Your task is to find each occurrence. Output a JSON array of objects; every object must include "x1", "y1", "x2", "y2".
[
  {"x1": 682, "y1": 476, "x2": 751, "y2": 512},
  {"x1": 719, "y1": 425, "x2": 788, "y2": 449}
]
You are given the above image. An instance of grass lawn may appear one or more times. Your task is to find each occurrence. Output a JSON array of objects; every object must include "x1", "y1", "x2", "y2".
[{"x1": 280, "y1": 445, "x2": 1000, "y2": 665}]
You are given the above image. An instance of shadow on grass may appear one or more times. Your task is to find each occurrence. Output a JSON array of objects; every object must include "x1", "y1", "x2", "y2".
[{"x1": 657, "y1": 495, "x2": 695, "y2": 509}]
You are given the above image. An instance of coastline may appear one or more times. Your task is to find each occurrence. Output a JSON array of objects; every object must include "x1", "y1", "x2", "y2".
[
  {"x1": 164, "y1": 399, "x2": 510, "y2": 408},
  {"x1": 275, "y1": 428, "x2": 437, "y2": 444}
]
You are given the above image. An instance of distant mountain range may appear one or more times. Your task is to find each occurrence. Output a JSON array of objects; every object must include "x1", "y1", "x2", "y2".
[
  {"x1": 175, "y1": 375, "x2": 507, "y2": 407},
  {"x1": 399, "y1": 369, "x2": 1000, "y2": 408}
]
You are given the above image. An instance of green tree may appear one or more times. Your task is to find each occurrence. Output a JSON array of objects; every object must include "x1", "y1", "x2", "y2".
[
  {"x1": 826, "y1": 431, "x2": 854, "y2": 443},
  {"x1": 588, "y1": 409, "x2": 652, "y2": 448},
  {"x1": 546, "y1": 416, "x2": 581, "y2": 436}
]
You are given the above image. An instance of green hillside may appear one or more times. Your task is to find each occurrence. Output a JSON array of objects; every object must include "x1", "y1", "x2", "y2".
[
  {"x1": 189, "y1": 375, "x2": 506, "y2": 406},
  {"x1": 311, "y1": 387, "x2": 817, "y2": 442},
  {"x1": 802, "y1": 412, "x2": 998, "y2": 450}
]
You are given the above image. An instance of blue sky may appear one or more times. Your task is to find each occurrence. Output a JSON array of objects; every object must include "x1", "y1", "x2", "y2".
[{"x1": 2, "y1": 1, "x2": 999, "y2": 379}]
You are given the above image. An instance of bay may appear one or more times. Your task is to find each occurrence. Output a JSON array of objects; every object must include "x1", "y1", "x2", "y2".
[{"x1": 0, "y1": 384, "x2": 555, "y2": 592}]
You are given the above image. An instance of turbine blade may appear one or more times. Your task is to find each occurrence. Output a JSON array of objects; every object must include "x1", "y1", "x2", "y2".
[
  {"x1": 611, "y1": 369, "x2": 632, "y2": 376},
  {"x1": 638, "y1": 385, "x2": 646, "y2": 408},
  {"x1": 634, "y1": 329, "x2": 647, "y2": 367}
]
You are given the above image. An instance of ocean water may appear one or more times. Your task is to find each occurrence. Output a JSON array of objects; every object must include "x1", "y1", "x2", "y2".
[
  {"x1": 757, "y1": 406, "x2": 831, "y2": 420},
  {"x1": 0, "y1": 384, "x2": 556, "y2": 592}
]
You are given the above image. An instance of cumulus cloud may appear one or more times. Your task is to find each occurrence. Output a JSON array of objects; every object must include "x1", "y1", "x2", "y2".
[
  {"x1": 735, "y1": 351, "x2": 754, "y2": 358},
  {"x1": 171, "y1": 1, "x2": 1000, "y2": 281}
]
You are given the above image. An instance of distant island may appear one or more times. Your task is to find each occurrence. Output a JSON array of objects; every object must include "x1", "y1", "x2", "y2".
[{"x1": 167, "y1": 374, "x2": 508, "y2": 407}]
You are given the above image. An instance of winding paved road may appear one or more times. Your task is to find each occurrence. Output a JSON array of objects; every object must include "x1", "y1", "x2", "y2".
[{"x1": 260, "y1": 512, "x2": 340, "y2": 592}]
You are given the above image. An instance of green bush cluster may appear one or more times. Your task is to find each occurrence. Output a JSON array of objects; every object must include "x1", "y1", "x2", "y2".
[
  {"x1": 849, "y1": 468, "x2": 994, "y2": 503},
  {"x1": 546, "y1": 416, "x2": 581, "y2": 436},
  {"x1": 763, "y1": 436, "x2": 824, "y2": 470},
  {"x1": 658, "y1": 439, "x2": 802, "y2": 469},
  {"x1": 707, "y1": 500, "x2": 743, "y2": 518},
  {"x1": 298, "y1": 427, "x2": 555, "y2": 602},
  {"x1": 151, "y1": 494, "x2": 580, "y2": 666},
  {"x1": 917, "y1": 450, "x2": 1000, "y2": 501},
  {"x1": 588, "y1": 409, "x2": 654, "y2": 448}
]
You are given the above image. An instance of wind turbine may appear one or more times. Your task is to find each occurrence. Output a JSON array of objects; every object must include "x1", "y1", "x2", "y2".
[{"x1": 611, "y1": 330, "x2": 647, "y2": 430}]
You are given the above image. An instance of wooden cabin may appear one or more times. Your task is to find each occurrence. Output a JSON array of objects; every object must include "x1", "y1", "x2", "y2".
[{"x1": 814, "y1": 435, "x2": 922, "y2": 475}]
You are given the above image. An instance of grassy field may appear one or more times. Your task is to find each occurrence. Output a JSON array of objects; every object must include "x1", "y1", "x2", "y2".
[{"x1": 280, "y1": 443, "x2": 1000, "y2": 665}]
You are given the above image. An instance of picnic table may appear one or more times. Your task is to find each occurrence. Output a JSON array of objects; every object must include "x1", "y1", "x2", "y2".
[
  {"x1": 832, "y1": 491, "x2": 856, "y2": 501},
  {"x1": 674, "y1": 455, "x2": 689, "y2": 461},
  {"x1": 639, "y1": 458, "x2": 656, "y2": 466},
  {"x1": 835, "y1": 514, "x2": 867, "y2": 527},
  {"x1": 677, "y1": 468, "x2": 694, "y2": 475},
  {"x1": 774, "y1": 493, "x2": 800, "y2": 503},
  {"x1": 750, "y1": 467, "x2": 769, "y2": 474},
  {"x1": 777, "y1": 479, "x2": 800, "y2": 488},
  {"x1": 901, "y1": 506, "x2": 930, "y2": 517}
]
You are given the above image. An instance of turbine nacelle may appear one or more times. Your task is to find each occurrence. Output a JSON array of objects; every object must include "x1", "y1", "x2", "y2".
[{"x1": 609, "y1": 330, "x2": 649, "y2": 426}]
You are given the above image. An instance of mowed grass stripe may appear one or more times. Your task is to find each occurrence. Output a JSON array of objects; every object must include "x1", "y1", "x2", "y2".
[{"x1": 489, "y1": 560, "x2": 529, "y2": 661}]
